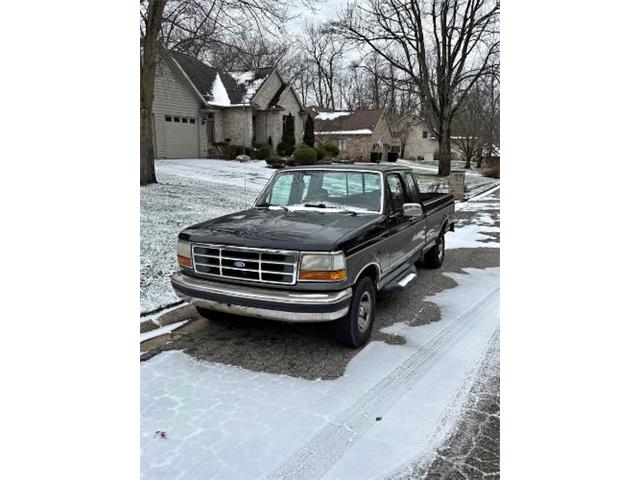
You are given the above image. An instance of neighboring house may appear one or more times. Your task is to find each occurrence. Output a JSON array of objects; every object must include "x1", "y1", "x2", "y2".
[
  {"x1": 312, "y1": 109, "x2": 394, "y2": 162},
  {"x1": 152, "y1": 51, "x2": 306, "y2": 159},
  {"x1": 390, "y1": 114, "x2": 439, "y2": 161}
]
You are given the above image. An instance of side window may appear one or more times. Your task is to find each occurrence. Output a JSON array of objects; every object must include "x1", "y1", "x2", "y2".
[
  {"x1": 402, "y1": 172, "x2": 419, "y2": 202},
  {"x1": 386, "y1": 173, "x2": 407, "y2": 215}
]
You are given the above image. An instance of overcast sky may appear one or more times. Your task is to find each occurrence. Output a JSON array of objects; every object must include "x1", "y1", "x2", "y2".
[{"x1": 286, "y1": 0, "x2": 343, "y2": 32}]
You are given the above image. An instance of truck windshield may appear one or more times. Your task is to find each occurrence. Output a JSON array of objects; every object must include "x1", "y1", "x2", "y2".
[{"x1": 257, "y1": 170, "x2": 382, "y2": 213}]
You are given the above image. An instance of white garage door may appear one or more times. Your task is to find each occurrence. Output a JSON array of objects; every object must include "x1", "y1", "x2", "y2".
[{"x1": 164, "y1": 115, "x2": 199, "y2": 159}]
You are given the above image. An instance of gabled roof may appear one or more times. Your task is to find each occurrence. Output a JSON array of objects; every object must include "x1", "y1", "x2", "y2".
[
  {"x1": 313, "y1": 109, "x2": 385, "y2": 135},
  {"x1": 268, "y1": 83, "x2": 289, "y2": 108},
  {"x1": 170, "y1": 51, "x2": 273, "y2": 106}
]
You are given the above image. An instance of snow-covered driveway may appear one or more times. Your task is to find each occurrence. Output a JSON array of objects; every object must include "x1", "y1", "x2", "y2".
[{"x1": 140, "y1": 190, "x2": 500, "y2": 479}]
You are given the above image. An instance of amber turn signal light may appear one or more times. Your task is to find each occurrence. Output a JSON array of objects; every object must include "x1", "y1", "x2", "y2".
[
  {"x1": 178, "y1": 255, "x2": 193, "y2": 268},
  {"x1": 298, "y1": 269, "x2": 346, "y2": 281}
]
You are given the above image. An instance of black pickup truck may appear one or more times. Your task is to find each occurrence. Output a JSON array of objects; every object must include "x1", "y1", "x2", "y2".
[{"x1": 171, "y1": 164, "x2": 455, "y2": 347}]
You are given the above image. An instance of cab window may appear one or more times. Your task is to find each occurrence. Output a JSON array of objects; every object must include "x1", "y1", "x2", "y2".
[
  {"x1": 386, "y1": 173, "x2": 407, "y2": 215},
  {"x1": 402, "y1": 172, "x2": 419, "y2": 202}
]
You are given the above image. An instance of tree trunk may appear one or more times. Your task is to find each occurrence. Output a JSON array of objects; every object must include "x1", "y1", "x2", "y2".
[
  {"x1": 437, "y1": 127, "x2": 452, "y2": 177},
  {"x1": 140, "y1": 100, "x2": 156, "y2": 185},
  {"x1": 140, "y1": 0, "x2": 166, "y2": 186},
  {"x1": 465, "y1": 155, "x2": 472, "y2": 169}
]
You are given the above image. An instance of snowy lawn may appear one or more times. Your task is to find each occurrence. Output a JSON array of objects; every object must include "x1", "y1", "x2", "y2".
[{"x1": 140, "y1": 159, "x2": 275, "y2": 315}]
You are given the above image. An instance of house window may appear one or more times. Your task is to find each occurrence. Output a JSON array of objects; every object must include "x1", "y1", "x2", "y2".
[
  {"x1": 390, "y1": 145, "x2": 401, "y2": 153},
  {"x1": 337, "y1": 139, "x2": 348, "y2": 151},
  {"x1": 173, "y1": 116, "x2": 180, "y2": 122},
  {"x1": 165, "y1": 115, "x2": 172, "y2": 122},
  {"x1": 182, "y1": 117, "x2": 188, "y2": 123},
  {"x1": 422, "y1": 131, "x2": 429, "y2": 138},
  {"x1": 189, "y1": 118, "x2": 195, "y2": 124}
]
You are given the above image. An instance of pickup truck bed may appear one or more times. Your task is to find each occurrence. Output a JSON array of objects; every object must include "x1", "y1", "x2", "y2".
[{"x1": 420, "y1": 192, "x2": 454, "y2": 212}]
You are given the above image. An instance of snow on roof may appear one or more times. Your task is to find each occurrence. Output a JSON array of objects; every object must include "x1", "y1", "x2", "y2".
[
  {"x1": 315, "y1": 111, "x2": 352, "y2": 121},
  {"x1": 315, "y1": 129, "x2": 373, "y2": 135},
  {"x1": 229, "y1": 70, "x2": 267, "y2": 104},
  {"x1": 207, "y1": 73, "x2": 231, "y2": 106}
]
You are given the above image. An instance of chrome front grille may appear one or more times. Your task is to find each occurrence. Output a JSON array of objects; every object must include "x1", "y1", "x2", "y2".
[{"x1": 192, "y1": 244, "x2": 298, "y2": 285}]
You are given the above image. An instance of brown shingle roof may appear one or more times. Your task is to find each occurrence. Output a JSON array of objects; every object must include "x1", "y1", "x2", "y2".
[{"x1": 313, "y1": 109, "x2": 385, "y2": 134}]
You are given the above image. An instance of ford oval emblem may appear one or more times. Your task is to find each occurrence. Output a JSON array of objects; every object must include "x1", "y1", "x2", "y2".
[{"x1": 233, "y1": 261, "x2": 246, "y2": 268}]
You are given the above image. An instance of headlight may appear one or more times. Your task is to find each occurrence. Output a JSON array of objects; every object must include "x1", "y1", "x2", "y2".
[
  {"x1": 298, "y1": 252, "x2": 346, "y2": 281},
  {"x1": 177, "y1": 240, "x2": 193, "y2": 268}
]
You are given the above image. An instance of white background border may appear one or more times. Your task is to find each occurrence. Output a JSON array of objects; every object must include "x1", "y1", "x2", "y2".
[{"x1": 1, "y1": 1, "x2": 639, "y2": 478}]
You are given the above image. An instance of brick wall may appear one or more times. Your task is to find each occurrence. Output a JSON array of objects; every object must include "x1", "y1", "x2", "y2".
[{"x1": 220, "y1": 108, "x2": 253, "y2": 147}]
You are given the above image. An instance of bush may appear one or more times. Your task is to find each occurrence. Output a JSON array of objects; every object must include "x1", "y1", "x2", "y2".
[
  {"x1": 315, "y1": 145, "x2": 327, "y2": 159},
  {"x1": 292, "y1": 146, "x2": 318, "y2": 165},
  {"x1": 222, "y1": 144, "x2": 246, "y2": 160},
  {"x1": 480, "y1": 157, "x2": 500, "y2": 178},
  {"x1": 322, "y1": 144, "x2": 340, "y2": 157},
  {"x1": 277, "y1": 141, "x2": 294, "y2": 156},
  {"x1": 303, "y1": 114, "x2": 315, "y2": 147},
  {"x1": 257, "y1": 145, "x2": 272, "y2": 160},
  {"x1": 265, "y1": 154, "x2": 284, "y2": 167}
]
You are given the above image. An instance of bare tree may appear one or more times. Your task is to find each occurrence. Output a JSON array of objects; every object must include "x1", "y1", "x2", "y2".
[
  {"x1": 479, "y1": 73, "x2": 500, "y2": 162},
  {"x1": 299, "y1": 23, "x2": 347, "y2": 109},
  {"x1": 330, "y1": 0, "x2": 500, "y2": 176},
  {"x1": 204, "y1": 34, "x2": 290, "y2": 71},
  {"x1": 451, "y1": 75, "x2": 500, "y2": 168},
  {"x1": 140, "y1": 0, "x2": 167, "y2": 186},
  {"x1": 452, "y1": 85, "x2": 484, "y2": 168}
]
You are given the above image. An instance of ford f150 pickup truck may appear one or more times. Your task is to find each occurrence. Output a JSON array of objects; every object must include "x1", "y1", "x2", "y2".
[{"x1": 171, "y1": 164, "x2": 454, "y2": 347}]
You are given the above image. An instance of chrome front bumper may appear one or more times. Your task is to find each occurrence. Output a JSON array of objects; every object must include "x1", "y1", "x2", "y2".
[{"x1": 171, "y1": 272, "x2": 352, "y2": 322}]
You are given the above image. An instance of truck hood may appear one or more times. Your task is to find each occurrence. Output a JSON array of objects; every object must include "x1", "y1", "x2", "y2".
[{"x1": 178, "y1": 207, "x2": 385, "y2": 251}]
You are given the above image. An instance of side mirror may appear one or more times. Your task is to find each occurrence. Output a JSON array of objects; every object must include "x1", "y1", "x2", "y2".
[{"x1": 402, "y1": 203, "x2": 423, "y2": 217}]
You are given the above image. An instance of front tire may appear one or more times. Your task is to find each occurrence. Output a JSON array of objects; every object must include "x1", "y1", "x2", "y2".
[
  {"x1": 333, "y1": 276, "x2": 376, "y2": 348},
  {"x1": 423, "y1": 232, "x2": 445, "y2": 269}
]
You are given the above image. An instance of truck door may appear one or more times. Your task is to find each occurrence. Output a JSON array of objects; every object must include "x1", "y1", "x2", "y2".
[
  {"x1": 402, "y1": 171, "x2": 428, "y2": 247},
  {"x1": 385, "y1": 173, "x2": 421, "y2": 274}
]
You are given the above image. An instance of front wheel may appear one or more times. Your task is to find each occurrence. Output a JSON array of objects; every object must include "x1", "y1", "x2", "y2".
[
  {"x1": 332, "y1": 276, "x2": 376, "y2": 348},
  {"x1": 423, "y1": 232, "x2": 445, "y2": 269}
]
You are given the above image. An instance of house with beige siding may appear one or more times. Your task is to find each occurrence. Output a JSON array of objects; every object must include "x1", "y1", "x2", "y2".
[
  {"x1": 152, "y1": 51, "x2": 306, "y2": 159},
  {"x1": 391, "y1": 114, "x2": 470, "y2": 161},
  {"x1": 390, "y1": 114, "x2": 438, "y2": 161},
  {"x1": 312, "y1": 109, "x2": 395, "y2": 162}
]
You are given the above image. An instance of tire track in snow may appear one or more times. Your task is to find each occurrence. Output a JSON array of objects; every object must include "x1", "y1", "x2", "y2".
[{"x1": 265, "y1": 286, "x2": 500, "y2": 480}]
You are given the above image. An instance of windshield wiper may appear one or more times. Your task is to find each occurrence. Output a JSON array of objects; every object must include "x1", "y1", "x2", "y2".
[
  {"x1": 256, "y1": 202, "x2": 289, "y2": 211},
  {"x1": 303, "y1": 203, "x2": 360, "y2": 215}
]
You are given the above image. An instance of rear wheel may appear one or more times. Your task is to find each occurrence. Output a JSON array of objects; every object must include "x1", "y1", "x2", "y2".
[
  {"x1": 333, "y1": 276, "x2": 376, "y2": 348},
  {"x1": 423, "y1": 231, "x2": 445, "y2": 268}
]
